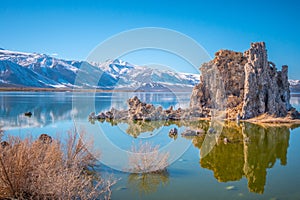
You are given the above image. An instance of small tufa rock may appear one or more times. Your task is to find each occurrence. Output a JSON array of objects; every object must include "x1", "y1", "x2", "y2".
[
  {"x1": 126, "y1": 96, "x2": 187, "y2": 121},
  {"x1": 96, "y1": 112, "x2": 106, "y2": 119},
  {"x1": 105, "y1": 111, "x2": 114, "y2": 119},
  {"x1": 169, "y1": 128, "x2": 178, "y2": 138},
  {"x1": 1, "y1": 141, "x2": 9, "y2": 148},
  {"x1": 24, "y1": 111, "x2": 32, "y2": 117},
  {"x1": 38, "y1": 134, "x2": 52, "y2": 144},
  {"x1": 88, "y1": 112, "x2": 96, "y2": 119}
]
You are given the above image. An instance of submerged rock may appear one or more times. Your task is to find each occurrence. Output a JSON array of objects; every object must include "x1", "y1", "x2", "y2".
[
  {"x1": 225, "y1": 185, "x2": 236, "y2": 191},
  {"x1": 24, "y1": 111, "x2": 32, "y2": 117},
  {"x1": 181, "y1": 128, "x2": 204, "y2": 137}
]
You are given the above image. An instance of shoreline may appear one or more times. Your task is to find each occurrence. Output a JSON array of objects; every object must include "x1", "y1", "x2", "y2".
[
  {"x1": 244, "y1": 117, "x2": 300, "y2": 126},
  {"x1": 1, "y1": 87, "x2": 300, "y2": 95},
  {"x1": 91, "y1": 116, "x2": 300, "y2": 127},
  {"x1": 0, "y1": 87, "x2": 193, "y2": 93},
  {"x1": 2, "y1": 88, "x2": 300, "y2": 126}
]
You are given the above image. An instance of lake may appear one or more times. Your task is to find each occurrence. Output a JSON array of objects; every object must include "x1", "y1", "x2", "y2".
[{"x1": 1, "y1": 91, "x2": 300, "y2": 200}]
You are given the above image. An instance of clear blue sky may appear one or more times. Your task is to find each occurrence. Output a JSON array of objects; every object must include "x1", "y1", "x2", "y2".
[{"x1": 1, "y1": 0, "x2": 299, "y2": 78}]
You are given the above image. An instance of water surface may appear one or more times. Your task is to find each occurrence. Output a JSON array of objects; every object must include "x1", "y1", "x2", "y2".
[{"x1": 1, "y1": 92, "x2": 300, "y2": 200}]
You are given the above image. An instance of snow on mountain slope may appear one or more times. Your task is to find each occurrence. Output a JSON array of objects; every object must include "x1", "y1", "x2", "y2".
[
  {"x1": 289, "y1": 80, "x2": 300, "y2": 86},
  {"x1": 0, "y1": 60, "x2": 63, "y2": 88},
  {"x1": 289, "y1": 80, "x2": 300, "y2": 93},
  {"x1": 0, "y1": 49, "x2": 200, "y2": 90},
  {"x1": 0, "y1": 50, "x2": 79, "y2": 85},
  {"x1": 0, "y1": 50, "x2": 119, "y2": 89},
  {"x1": 95, "y1": 59, "x2": 199, "y2": 89}
]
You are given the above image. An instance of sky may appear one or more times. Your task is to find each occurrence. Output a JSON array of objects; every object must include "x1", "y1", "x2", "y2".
[{"x1": 0, "y1": 0, "x2": 300, "y2": 78}]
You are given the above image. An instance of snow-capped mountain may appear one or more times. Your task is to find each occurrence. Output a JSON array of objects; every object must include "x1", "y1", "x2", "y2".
[
  {"x1": 95, "y1": 59, "x2": 199, "y2": 90},
  {"x1": 0, "y1": 49, "x2": 119, "y2": 89},
  {"x1": 289, "y1": 80, "x2": 300, "y2": 86},
  {"x1": 0, "y1": 49, "x2": 199, "y2": 90},
  {"x1": 289, "y1": 80, "x2": 300, "y2": 93}
]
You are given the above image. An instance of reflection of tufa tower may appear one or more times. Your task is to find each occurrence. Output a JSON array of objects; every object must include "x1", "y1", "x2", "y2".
[
  {"x1": 242, "y1": 124, "x2": 289, "y2": 194},
  {"x1": 193, "y1": 122, "x2": 290, "y2": 194}
]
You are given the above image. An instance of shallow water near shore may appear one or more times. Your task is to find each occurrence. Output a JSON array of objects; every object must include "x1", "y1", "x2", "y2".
[{"x1": 1, "y1": 91, "x2": 300, "y2": 200}]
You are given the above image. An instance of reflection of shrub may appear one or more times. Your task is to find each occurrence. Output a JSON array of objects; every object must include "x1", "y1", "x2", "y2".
[
  {"x1": 128, "y1": 170, "x2": 169, "y2": 194},
  {"x1": 0, "y1": 129, "x2": 116, "y2": 200},
  {"x1": 128, "y1": 142, "x2": 169, "y2": 173}
]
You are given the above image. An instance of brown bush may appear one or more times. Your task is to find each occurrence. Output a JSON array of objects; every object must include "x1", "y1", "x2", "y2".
[
  {"x1": 128, "y1": 142, "x2": 169, "y2": 173},
  {"x1": 0, "y1": 129, "x2": 116, "y2": 200}
]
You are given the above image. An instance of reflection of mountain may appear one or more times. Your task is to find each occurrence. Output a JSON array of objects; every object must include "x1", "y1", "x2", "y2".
[
  {"x1": 0, "y1": 93, "x2": 72, "y2": 129},
  {"x1": 109, "y1": 92, "x2": 191, "y2": 110},
  {"x1": 0, "y1": 92, "x2": 113, "y2": 129},
  {"x1": 191, "y1": 122, "x2": 291, "y2": 194},
  {"x1": 291, "y1": 94, "x2": 300, "y2": 106},
  {"x1": 1, "y1": 92, "x2": 190, "y2": 130}
]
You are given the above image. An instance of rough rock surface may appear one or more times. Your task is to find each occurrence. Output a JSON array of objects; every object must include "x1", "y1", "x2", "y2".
[
  {"x1": 190, "y1": 42, "x2": 295, "y2": 119},
  {"x1": 89, "y1": 96, "x2": 195, "y2": 122}
]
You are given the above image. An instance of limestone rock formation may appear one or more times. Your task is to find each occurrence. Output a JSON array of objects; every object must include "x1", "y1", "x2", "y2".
[
  {"x1": 190, "y1": 42, "x2": 295, "y2": 119},
  {"x1": 89, "y1": 96, "x2": 193, "y2": 122}
]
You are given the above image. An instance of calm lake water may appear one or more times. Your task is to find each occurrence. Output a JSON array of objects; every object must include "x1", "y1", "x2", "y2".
[{"x1": 1, "y1": 92, "x2": 300, "y2": 200}]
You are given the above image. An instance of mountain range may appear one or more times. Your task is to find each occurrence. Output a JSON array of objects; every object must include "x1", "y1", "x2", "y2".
[
  {"x1": 0, "y1": 49, "x2": 199, "y2": 91},
  {"x1": 289, "y1": 80, "x2": 300, "y2": 93},
  {"x1": 1, "y1": 49, "x2": 300, "y2": 92}
]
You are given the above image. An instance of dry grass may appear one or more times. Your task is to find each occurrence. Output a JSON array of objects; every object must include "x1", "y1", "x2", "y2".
[
  {"x1": 0, "y1": 128, "x2": 116, "y2": 200},
  {"x1": 128, "y1": 142, "x2": 169, "y2": 173},
  {"x1": 246, "y1": 113, "x2": 300, "y2": 124}
]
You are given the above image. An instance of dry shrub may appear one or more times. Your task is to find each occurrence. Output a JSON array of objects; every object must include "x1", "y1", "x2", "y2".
[
  {"x1": 0, "y1": 129, "x2": 116, "y2": 200},
  {"x1": 128, "y1": 142, "x2": 169, "y2": 173}
]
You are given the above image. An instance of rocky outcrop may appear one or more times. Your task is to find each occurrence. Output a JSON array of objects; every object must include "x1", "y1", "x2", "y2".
[
  {"x1": 89, "y1": 96, "x2": 195, "y2": 122},
  {"x1": 91, "y1": 42, "x2": 299, "y2": 122},
  {"x1": 190, "y1": 42, "x2": 295, "y2": 119}
]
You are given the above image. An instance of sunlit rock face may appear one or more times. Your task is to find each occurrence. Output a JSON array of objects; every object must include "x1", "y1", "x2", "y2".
[
  {"x1": 242, "y1": 42, "x2": 291, "y2": 118},
  {"x1": 190, "y1": 42, "x2": 292, "y2": 119}
]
